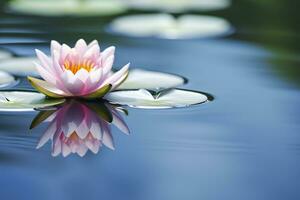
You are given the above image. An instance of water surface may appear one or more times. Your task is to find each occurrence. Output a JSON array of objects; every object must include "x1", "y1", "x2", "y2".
[{"x1": 0, "y1": 0, "x2": 300, "y2": 199}]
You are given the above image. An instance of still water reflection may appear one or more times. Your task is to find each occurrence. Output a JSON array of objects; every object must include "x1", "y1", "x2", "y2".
[{"x1": 31, "y1": 100, "x2": 129, "y2": 157}]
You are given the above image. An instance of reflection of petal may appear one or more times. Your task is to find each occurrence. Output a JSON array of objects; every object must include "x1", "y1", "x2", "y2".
[
  {"x1": 36, "y1": 120, "x2": 57, "y2": 149},
  {"x1": 101, "y1": 121, "x2": 115, "y2": 150},
  {"x1": 89, "y1": 121, "x2": 102, "y2": 139},
  {"x1": 61, "y1": 105, "x2": 85, "y2": 137},
  {"x1": 52, "y1": 132, "x2": 62, "y2": 157},
  {"x1": 110, "y1": 105, "x2": 130, "y2": 135},
  {"x1": 33, "y1": 101, "x2": 129, "y2": 157}
]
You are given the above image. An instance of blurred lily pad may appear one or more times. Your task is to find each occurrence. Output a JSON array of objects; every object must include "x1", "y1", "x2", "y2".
[
  {"x1": 109, "y1": 14, "x2": 232, "y2": 39},
  {"x1": 0, "y1": 57, "x2": 38, "y2": 76},
  {"x1": 0, "y1": 71, "x2": 18, "y2": 88},
  {"x1": 118, "y1": 69, "x2": 186, "y2": 90},
  {"x1": 9, "y1": 0, "x2": 128, "y2": 16},
  {"x1": 126, "y1": 0, "x2": 231, "y2": 12},
  {"x1": 0, "y1": 50, "x2": 12, "y2": 60},
  {"x1": 105, "y1": 89, "x2": 209, "y2": 109},
  {"x1": 0, "y1": 91, "x2": 65, "y2": 112}
]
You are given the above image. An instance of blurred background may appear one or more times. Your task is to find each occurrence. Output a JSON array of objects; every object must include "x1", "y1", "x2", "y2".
[{"x1": 0, "y1": 0, "x2": 300, "y2": 200}]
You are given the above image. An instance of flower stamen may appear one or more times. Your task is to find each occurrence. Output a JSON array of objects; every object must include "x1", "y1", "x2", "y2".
[{"x1": 64, "y1": 59, "x2": 94, "y2": 74}]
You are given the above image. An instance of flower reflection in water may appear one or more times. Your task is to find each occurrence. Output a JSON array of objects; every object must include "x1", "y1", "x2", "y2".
[{"x1": 31, "y1": 100, "x2": 129, "y2": 157}]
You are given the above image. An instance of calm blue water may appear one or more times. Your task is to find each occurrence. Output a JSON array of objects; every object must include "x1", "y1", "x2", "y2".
[{"x1": 0, "y1": 0, "x2": 300, "y2": 199}]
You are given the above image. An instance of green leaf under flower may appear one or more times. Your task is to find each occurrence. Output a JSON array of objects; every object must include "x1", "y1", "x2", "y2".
[
  {"x1": 83, "y1": 84, "x2": 112, "y2": 99},
  {"x1": 28, "y1": 76, "x2": 65, "y2": 98},
  {"x1": 118, "y1": 69, "x2": 186, "y2": 90},
  {"x1": 0, "y1": 90, "x2": 65, "y2": 112},
  {"x1": 105, "y1": 88, "x2": 210, "y2": 109}
]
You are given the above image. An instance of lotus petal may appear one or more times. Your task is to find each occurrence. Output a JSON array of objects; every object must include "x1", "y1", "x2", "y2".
[{"x1": 28, "y1": 76, "x2": 67, "y2": 98}]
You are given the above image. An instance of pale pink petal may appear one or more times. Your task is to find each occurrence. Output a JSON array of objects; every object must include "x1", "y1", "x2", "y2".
[
  {"x1": 74, "y1": 68, "x2": 90, "y2": 83},
  {"x1": 59, "y1": 44, "x2": 72, "y2": 64},
  {"x1": 35, "y1": 49, "x2": 52, "y2": 72},
  {"x1": 102, "y1": 55, "x2": 114, "y2": 75},
  {"x1": 101, "y1": 63, "x2": 130, "y2": 90},
  {"x1": 84, "y1": 68, "x2": 103, "y2": 93},
  {"x1": 87, "y1": 40, "x2": 99, "y2": 49},
  {"x1": 101, "y1": 46, "x2": 115, "y2": 61},
  {"x1": 74, "y1": 39, "x2": 88, "y2": 55},
  {"x1": 28, "y1": 77, "x2": 69, "y2": 97},
  {"x1": 34, "y1": 63, "x2": 57, "y2": 85},
  {"x1": 51, "y1": 40, "x2": 61, "y2": 57},
  {"x1": 83, "y1": 43, "x2": 100, "y2": 59},
  {"x1": 61, "y1": 70, "x2": 85, "y2": 95}
]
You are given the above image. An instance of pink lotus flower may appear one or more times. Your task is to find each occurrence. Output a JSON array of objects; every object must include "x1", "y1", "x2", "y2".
[
  {"x1": 28, "y1": 39, "x2": 130, "y2": 99},
  {"x1": 34, "y1": 101, "x2": 130, "y2": 157}
]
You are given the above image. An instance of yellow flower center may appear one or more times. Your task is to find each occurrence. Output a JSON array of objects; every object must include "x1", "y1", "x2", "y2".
[{"x1": 63, "y1": 59, "x2": 94, "y2": 74}]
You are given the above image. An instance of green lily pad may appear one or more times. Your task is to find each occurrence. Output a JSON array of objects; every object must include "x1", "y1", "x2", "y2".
[
  {"x1": 118, "y1": 69, "x2": 186, "y2": 90},
  {"x1": 9, "y1": 0, "x2": 128, "y2": 16},
  {"x1": 105, "y1": 89, "x2": 210, "y2": 109},
  {"x1": 126, "y1": 0, "x2": 231, "y2": 12},
  {"x1": 0, "y1": 71, "x2": 18, "y2": 88},
  {"x1": 109, "y1": 14, "x2": 232, "y2": 39},
  {"x1": 0, "y1": 50, "x2": 12, "y2": 60},
  {"x1": 0, "y1": 91, "x2": 65, "y2": 112},
  {"x1": 0, "y1": 57, "x2": 38, "y2": 76}
]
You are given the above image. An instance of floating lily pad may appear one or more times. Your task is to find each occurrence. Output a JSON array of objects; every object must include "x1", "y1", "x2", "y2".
[
  {"x1": 126, "y1": 0, "x2": 231, "y2": 12},
  {"x1": 0, "y1": 57, "x2": 38, "y2": 76},
  {"x1": 9, "y1": 0, "x2": 128, "y2": 16},
  {"x1": 118, "y1": 69, "x2": 186, "y2": 90},
  {"x1": 0, "y1": 91, "x2": 65, "y2": 112},
  {"x1": 105, "y1": 89, "x2": 209, "y2": 109},
  {"x1": 0, "y1": 50, "x2": 12, "y2": 60},
  {"x1": 109, "y1": 14, "x2": 232, "y2": 39},
  {"x1": 0, "y1": 71, "x2": 18, "y2": 88}
]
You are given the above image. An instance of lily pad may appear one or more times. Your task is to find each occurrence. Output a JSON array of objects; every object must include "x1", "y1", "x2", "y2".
[
  {"x1": 0, "y1": 57, "x2": 38, "y2": 76},
  {"x1": 109, "y1": 14, "x2": 232, "y2": 39},
  {"x1": 105, "y1": 89, "x2": 210, "y2": 109},
  {"x1": 126, "y1": 0, "x2": 231, "y2": 12},
  {"x1": 118, "y1": 69, "x2": 186, "y2": 90},
  {"x1": 0, "y1": 50, "x2": 12, "y2": 60},
  {"x1": 0, "y1": 71, "x2": 18, "y2": 88},
  {"x1": 0, "y1": 90, "x2": 65, "y2": 112},
  {"x1": 9, "y1": 0, "x2": 128, "y2": 17}
]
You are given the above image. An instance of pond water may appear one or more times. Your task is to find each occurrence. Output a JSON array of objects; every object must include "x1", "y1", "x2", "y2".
[{"x1": 0, "y1": 0, "x2": 300, "y2": 199}]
